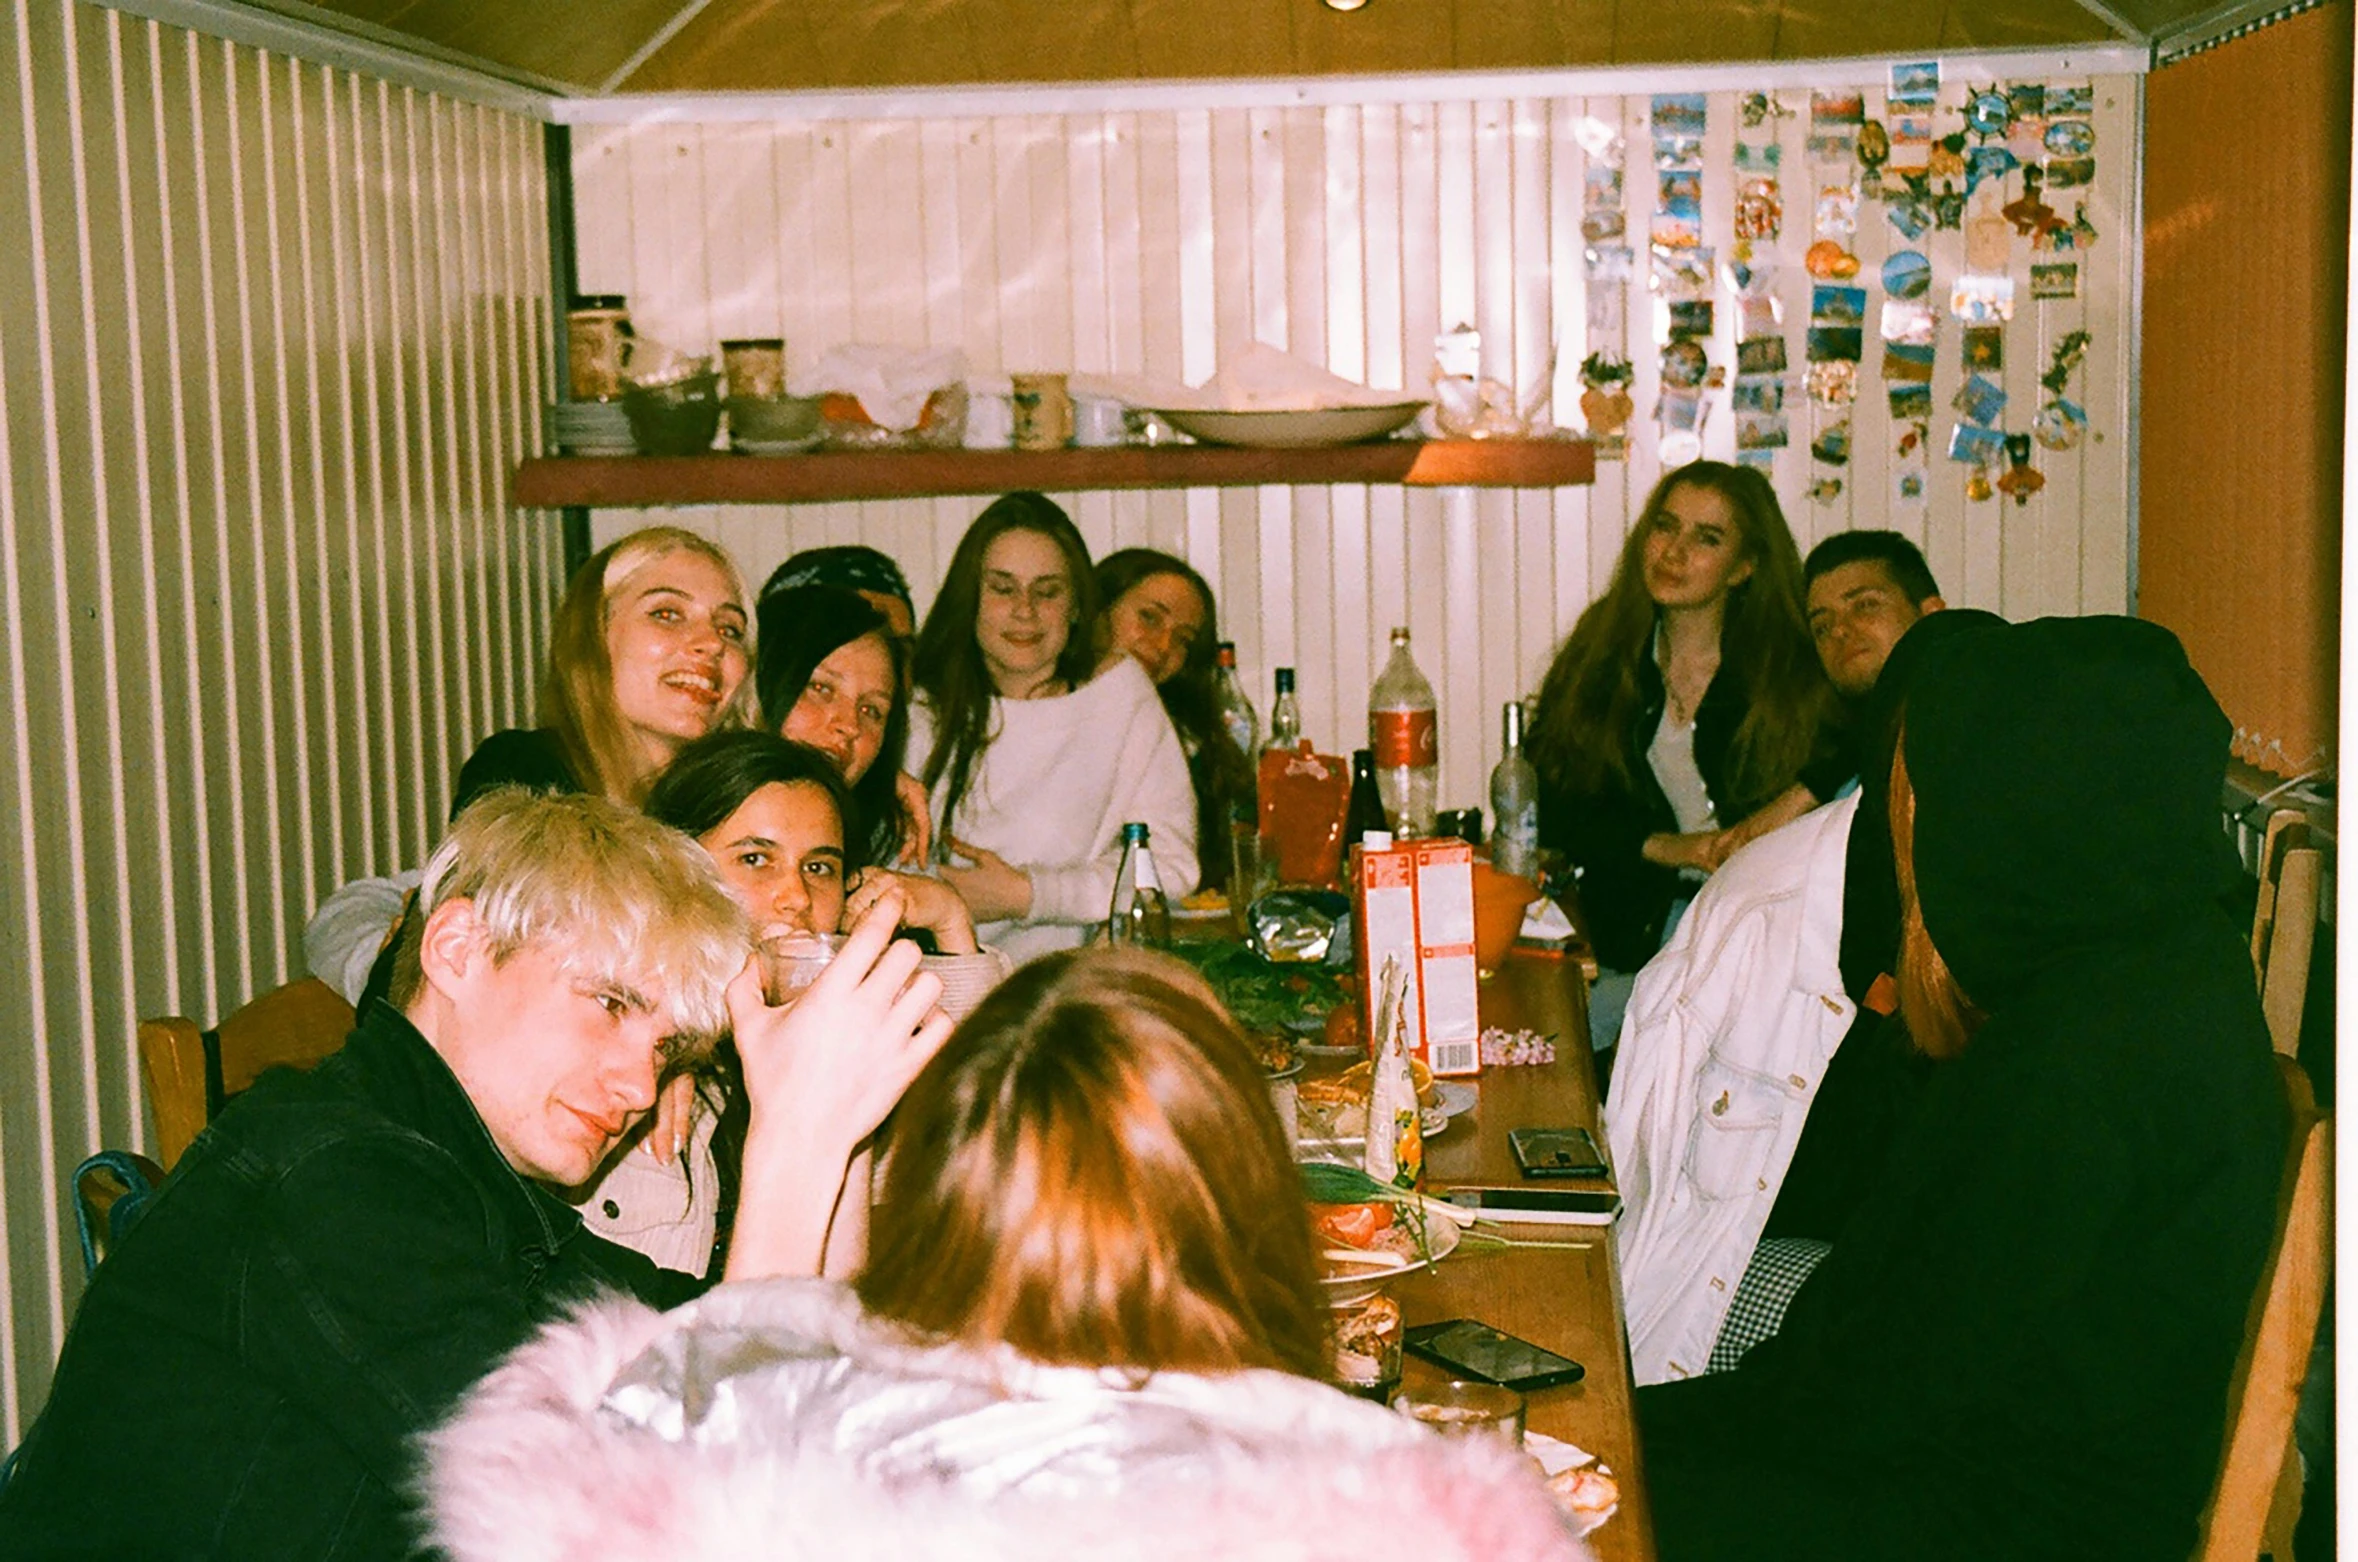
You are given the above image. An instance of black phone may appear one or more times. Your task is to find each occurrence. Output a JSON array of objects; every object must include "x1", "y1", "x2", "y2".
[
  {"x1": 1404, "y1": 1318, "x2": 1587, "y2": 1392},
  {"x1": 1508, "y1": 1126, "x2": 1609, "y2": 1179}
]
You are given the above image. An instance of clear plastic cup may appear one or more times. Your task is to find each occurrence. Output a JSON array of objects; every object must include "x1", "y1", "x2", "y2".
[{"x1": 759, "y1": 932, "x2": 840, "y2": 1005}]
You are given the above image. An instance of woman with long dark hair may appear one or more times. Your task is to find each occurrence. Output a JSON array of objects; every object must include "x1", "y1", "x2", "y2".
[
  {"x1": 429, "y1": 948, "x2": 1583, "y2": 1559},
  {"x1": 908, "y1": 494, "x2": 1197, "y2": 960},
  {"x1": 1528, "y1": 462, "x2": 1838, "y2": 1045},
  {"x1": 1092, "y1": 548, "x2": 1256, "y2": 893}
]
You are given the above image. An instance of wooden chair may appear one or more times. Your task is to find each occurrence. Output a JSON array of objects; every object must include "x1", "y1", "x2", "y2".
[
  {"x1": 2248, "y1": 811, "x2": 2322, "y2": 1057},
  {"x1": 2192, "y1": 1054, "x2": 2331, "y2": 1562},
  {"x1": 71, "y1": 1149, "x2": 165, "y2": 1275},
  {"x1": 137, "y1": 978, "x2": 356, "y2": 1168}
]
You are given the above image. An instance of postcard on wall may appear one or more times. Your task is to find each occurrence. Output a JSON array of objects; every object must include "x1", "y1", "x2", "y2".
[
  {"x1": 1732, "y1": 374, "x2": 1787, "y2": 413},
  {"x1": 1880, "y1": 300, "x2": 1936, "y2": 346},
  {"x1": 1738, "y1": 295, "x2": 1783, "y2": 340},
  {"x1": 1952, "y1": 372, "x2": 2009, "y2": 426},
  {"x1": 2047, "y1": 82, "x2": 2094, "y2": 115},
  {"x1": 1583, "y1": 208, "x2": 1628, "y2": 243},
  {"x1": 2030, "y1": 262, "x2": 2080, "y2": 300},
  {"x1": 1734, "y1": 140, "x2": 1784, "y2": 175},
  {"x1": 1962, "y1": 325, "x2": 2005, "y2": 372},
  {"x1": 1889, "y1": 61, "x2": 1940, "y2": 107},
  {"x1": 1668, "y1": 301, "x2": 1717, "y2": 341},
  {"x1": 1888, "y1": 381, "x2": 1933, "y2": 420},
  {"x1": 1882, "y1": 340, "x2": 1936, "y2": 382},
  {"x1": 1585, "y1": 162, "x2": 1625, "y2": 210},
  {"x1": 1948, "y1": 421, "x2": 2008, "y2": 465},
  {"x1": 1736, "y1": 409, "x2": 1792, "y2": 450},
  {"x1": 1806, "y1": 326, "x2": 1863, "y2": 364},
  {"x1": 1586, "y1": 244, "x2": 1636, "y2": 282},
  {"x1": 1950, "y1": 274, "x2": 2017, "y2": 323},
  {"x1": 2044, "y1": 156, "x2": 2096, "y2": 189},
  {"x1": 1811, "y1": 284, "x2": 1867, "y2": 327},
  {"x1": 1737, "y1": 336, "x2": 1790, "y2": 375}
]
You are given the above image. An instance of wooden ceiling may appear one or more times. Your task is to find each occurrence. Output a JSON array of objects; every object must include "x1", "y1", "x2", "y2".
[{"x1": 246, "y1": 0, "x2": 2221, "y2": 95}]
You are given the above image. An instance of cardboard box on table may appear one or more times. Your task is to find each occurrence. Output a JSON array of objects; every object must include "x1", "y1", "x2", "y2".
[{"x1": 1352, "y1": 836, "x2": 1482, "y2": 1077}]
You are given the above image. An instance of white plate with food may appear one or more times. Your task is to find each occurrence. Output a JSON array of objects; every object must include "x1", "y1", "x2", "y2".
[
  {"x1": 1526, "y1": 1432, "x2": 1620, "y2": 1538},
  {"x1": 1313, "y1": 1202, "x2": 1460, "y2": 1305},
  {"x1": 1145, "y1": 402, "x2": 1427, "y2": 449}
]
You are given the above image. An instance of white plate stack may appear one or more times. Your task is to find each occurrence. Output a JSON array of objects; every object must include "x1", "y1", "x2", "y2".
[{"x1": 545, "y1": 401, "x2": 636, "y2": 456}]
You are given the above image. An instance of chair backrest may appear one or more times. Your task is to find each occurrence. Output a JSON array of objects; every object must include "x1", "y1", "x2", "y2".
[
  {"x1": 137, "y1": 978, "x2": 356, "y2": 1168},
  {"x1": 2249, "y1": 814, "x2": 2321, "y2": 1057},
  {"x1": 2191, "y1": 1054, "x2": 2331, "y2": 1562}
]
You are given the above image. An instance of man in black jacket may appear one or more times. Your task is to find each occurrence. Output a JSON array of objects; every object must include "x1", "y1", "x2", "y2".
[{"x1": 0, "y1": 788, "x2": 949, "y2": 1559}]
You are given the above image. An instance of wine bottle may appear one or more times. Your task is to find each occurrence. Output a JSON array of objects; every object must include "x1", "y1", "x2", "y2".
[
  {"x1": 1107, "y1": 821, "x2": 1172, "y2": 948},
  {"x1": 1489, "y1": 699, "x2": 1541, "y2": 879},
  {"x1": 1267, "y1": 667, "x2": 1302, "y2": 752}
]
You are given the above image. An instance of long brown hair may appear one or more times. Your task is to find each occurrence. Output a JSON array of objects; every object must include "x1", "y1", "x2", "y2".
[
  {"x1": 1890, "y1": 740, "x2": 1984, "y2": 1059},
  {"x1": 541, "y1": 526, "x2": 753, "y2": 804},
  {"x1": 1092, "y1": 549, "x2": 1255, "y2": 890},
  {"x1": 1527, "y1": 462, "x2": 1831, "y2": 818},
  {"x1": 858, "y1": 947, "x2": 1332, "y2": 1379},
  {"x1": 910, "y1": 494, "x2": 1099, "y2": 843}
]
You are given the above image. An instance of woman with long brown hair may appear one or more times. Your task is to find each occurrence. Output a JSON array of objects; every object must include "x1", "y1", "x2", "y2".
[
  {"x1": 1633, "y1": 616, "x2": 2286, "y2": 1561},
  {"x1": 1091, "y1": 547, "x2": 1256, "y2": 893},
  {"x1": 907, "y1": 494, "x2": 1197, "y2": 960},
  {"x1": 1528, "y1": 462, "x2": 1838, "y2": 1048},
  {"x1": 428, "y1": 947, "x2": 1583, "y2": 1558}
]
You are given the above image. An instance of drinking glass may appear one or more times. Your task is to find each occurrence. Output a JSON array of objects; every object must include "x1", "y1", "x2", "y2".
[
  {"x1": 759, "y1": 932, "x2": 840, "y2": 1005},
  {"x1": 1394, "y1": 1380, "x2": 1526, "y2": 1447}
]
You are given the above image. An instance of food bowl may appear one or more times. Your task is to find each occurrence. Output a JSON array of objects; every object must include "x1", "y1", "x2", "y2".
[
  {"x1": 622, "y1": 370, "x2": 723, "y2": 456},
  {"x1": 728, "y1": 394, "x2": 824, "y2": 452},
  {"x1": 1145, "y1": 402, "x2": 1426, "y2": 449},
  {"x1": 1472, "y1": 859, "x2": 1540, "y2": 974}
]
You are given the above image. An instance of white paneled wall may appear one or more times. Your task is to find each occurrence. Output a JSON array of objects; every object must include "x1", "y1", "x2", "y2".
[
  {"x1": 0, "y1": 2, "x2": 555, "y2": 1438},
  {"x1": 572, "y1": 75, "x2": 2135, "y2": 807}
]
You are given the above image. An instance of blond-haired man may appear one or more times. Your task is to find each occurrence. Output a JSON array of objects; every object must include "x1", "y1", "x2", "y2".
[{"x1": 0, "y1": 789, "x2": 948, "y2": 1558}]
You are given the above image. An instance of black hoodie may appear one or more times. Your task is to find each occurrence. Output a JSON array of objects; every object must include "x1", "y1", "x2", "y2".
[{"x1": 1638, "y1": 616, "x2": 2286, "y2": 1562}]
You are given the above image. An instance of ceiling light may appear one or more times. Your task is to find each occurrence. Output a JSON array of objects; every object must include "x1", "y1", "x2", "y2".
[{"x1": 1323, "y1": 0, "x2": 1370, "y2": 11}]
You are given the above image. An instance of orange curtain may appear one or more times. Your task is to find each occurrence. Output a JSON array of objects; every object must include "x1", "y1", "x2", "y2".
[{"x1": 2141, "y1": 0, "x2": 2350, "y2": 778}]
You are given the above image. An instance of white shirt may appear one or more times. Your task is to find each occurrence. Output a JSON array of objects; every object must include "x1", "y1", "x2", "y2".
[
  {"x1": 907, "y1": 656, "x2": 1198, "y2": 965},
  {"x1": 1605, "y1": 791, "x2": 1859, "y2": 1384}
]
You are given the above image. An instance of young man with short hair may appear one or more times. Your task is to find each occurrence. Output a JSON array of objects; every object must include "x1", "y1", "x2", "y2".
[
  {"x1": 1802, "y1": 530, "x2": 1946, "y2": 699},
  {"x1": 0, "y1": 788, "x2": 948, "y2": 1558}
]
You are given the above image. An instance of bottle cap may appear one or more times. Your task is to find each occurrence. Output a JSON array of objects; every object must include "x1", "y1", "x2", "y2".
[
  {"x1": 1363, "y1": 830, "x2": 1394, "y2": 851},
  {"x1": 1216, "y1": 642, "x2": 1237, "y2": 667},
  {"x1": 1121, "y1": 821, "x2": 1149, "y2": 843},
  {"x1": 1275, "y1": 667, "x2": 1296, "y2": 693}
]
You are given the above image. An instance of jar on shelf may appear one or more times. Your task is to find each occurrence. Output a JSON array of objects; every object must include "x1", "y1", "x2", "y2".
[{"x1": 567, "y1": 296, "x2": 632, "y2": 402}]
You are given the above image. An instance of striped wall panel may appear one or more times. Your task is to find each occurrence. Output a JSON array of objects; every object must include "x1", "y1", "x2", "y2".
[
  {"x1": 0, "y1": 0, "x2": 555, "y2": 1440},
  {"x1": 571, "y1": 76, "x2": 2137, "y2": 814}
]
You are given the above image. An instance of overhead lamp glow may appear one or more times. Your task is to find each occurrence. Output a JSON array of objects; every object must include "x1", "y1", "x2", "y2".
[{"x1": 1323, "y1": 0, "x2": 1370, "y2": 11}]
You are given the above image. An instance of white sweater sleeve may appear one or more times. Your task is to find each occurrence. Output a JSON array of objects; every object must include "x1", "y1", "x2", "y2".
[{"x1": 1025, "y1": 683, "x2": 1200, "y2": 926}]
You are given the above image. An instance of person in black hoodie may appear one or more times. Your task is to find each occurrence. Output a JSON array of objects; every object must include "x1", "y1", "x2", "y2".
[{"x1": 1638, "y1": 615, "x2": 2286, "y2": 1561}]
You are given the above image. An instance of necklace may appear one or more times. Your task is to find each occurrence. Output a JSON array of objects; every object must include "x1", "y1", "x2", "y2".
[{"x1": 1663, "y1": 655, "x2": 1716, "y2": 726}]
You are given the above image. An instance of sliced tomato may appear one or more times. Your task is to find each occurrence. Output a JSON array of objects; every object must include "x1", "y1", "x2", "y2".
[{"x1": 1309, "y1": 1201, "x2": 1396, "y2": 1249}]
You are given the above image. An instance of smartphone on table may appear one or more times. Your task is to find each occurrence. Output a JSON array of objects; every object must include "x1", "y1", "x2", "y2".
[
  {"x1": 1404, "y1": 1318, "x2": 1587, "y2": 1392},
  {"x1": 1508, "y1": 1125, "x2": 1609, "y2": 1179}
]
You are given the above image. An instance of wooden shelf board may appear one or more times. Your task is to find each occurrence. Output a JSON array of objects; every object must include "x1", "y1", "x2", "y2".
[{"x1": 512, "y1": 438, "x2": 1596, "y2": 509}]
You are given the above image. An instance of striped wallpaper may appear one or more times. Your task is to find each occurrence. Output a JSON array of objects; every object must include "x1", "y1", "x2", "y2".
[
  {"x1": 0, "y1": 0, "x2": 554, "y2": 1439},
  {"x1": 569, "y1": 75, "x2": 2138, "y2": 811}
]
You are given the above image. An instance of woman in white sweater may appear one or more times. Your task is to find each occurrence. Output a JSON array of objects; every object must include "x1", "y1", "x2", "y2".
[{"x1": 908, "y1": 493, "x2": 1197, "y2": 963}]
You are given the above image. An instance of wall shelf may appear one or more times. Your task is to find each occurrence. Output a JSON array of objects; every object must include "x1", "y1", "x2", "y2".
[{"x1": 512, "y1": 438, "x2": 1596, "y2": 509}]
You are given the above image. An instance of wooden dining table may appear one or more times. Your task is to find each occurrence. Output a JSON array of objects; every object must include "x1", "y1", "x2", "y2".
[{"x1": 1384, "y1": 948, "x2": 1656, "y2": 1562}]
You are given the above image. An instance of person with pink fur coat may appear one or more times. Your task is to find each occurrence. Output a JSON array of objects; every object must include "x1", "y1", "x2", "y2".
[{"x1": 427, "y1": 948, "x2": 1592, "y2": 1562}]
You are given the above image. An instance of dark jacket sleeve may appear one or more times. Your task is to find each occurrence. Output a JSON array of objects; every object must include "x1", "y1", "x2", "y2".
[{"x1": 452, "y1": 730, "x2": 581, "y2": 819}]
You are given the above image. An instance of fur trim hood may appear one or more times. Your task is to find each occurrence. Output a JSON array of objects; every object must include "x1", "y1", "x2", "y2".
[{"x1": 424, "y1": 1279, "x2": 1590, "y2": 1562}]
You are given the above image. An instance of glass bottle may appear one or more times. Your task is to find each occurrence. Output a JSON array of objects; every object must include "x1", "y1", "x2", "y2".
[
  {"x1": 1369, "y1": 627, "x2": 1438, "y2": 838},
  {"x1": 1267, "y1": 667, "x2": 1302, "y2": 753},
  {"x1": 1108, "y1": 821, "x2": 1172, "y2": 948},
  {"x1": 1344, "y1": 748, "x2": 1390, "y2": 850},
  {"x1": 1214, "y1": 642, "x2": 1259, "y2": 757},
  {"x1": 1488, "y1": 699, "x2": 1541, "y2": 879}
]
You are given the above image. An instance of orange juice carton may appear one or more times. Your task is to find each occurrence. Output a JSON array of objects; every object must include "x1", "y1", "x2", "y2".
[{"x1": 1352, "y1": 834, "x2": 1482, "y2": 1077}]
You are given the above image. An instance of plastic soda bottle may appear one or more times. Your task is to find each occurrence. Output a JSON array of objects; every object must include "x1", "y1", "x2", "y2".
[{"x1": 1369, "y1": 627, "x2": 1438, "y2": 838}]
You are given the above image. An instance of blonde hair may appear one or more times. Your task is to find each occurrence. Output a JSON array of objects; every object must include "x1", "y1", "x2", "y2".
[
  {"x1": 387, "y1": 788, "x2": 749, "y2": 1050},
  {"x1": 858, "y1": 947, "x2": 1331, "y2": 1380},
  {"x1": 543, "y1": 526, "x2": 755, "y2": 803}
]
